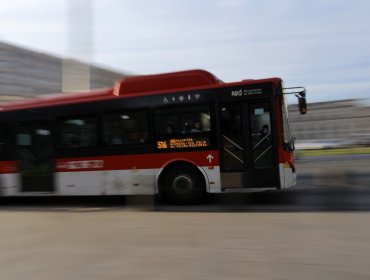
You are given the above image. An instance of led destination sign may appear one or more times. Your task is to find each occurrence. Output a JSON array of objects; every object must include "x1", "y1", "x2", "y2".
[{"x1": 157, "y1": 138, "x2": 209, "y2": 150}]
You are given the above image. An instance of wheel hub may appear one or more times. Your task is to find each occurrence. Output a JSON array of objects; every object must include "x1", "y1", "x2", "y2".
[{"x1": 173, "y1": 175, "x2": 193, "y2": 194}]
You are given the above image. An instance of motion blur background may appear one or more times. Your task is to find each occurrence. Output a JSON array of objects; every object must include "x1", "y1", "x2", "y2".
[
  {"x1": 0, "y1": 0, "x2": 370, "y2": 280},
  {"x1": 1, "y1": 0, "x2": 369, "y2": 186}
]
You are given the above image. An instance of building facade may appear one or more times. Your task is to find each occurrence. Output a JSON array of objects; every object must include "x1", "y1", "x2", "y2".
[
  {"x1": 288, "y1": 99, "x2": 370, "y2": 146},
  {"x1": 0, "y1": 41, "x2": 127, "y2": 101}
]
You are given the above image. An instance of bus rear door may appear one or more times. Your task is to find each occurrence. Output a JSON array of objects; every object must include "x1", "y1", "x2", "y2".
[{"x1": 16, "y1": 122, "x2": 54, "y2": 193}]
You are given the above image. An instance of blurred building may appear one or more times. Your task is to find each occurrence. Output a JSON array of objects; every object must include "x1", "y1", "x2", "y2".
[
  {"x1": 289, "y1": 99, "x2": 370, "y2": 146},
  {"x1": 0, "y1": 41, "x2": 127, "y2": 101}
]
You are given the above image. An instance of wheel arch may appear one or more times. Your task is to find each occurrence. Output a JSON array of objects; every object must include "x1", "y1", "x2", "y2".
[{"x1": 156, "y1": 159, "x2": 209, "y2": 194}]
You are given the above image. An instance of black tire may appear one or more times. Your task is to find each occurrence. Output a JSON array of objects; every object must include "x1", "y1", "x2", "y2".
[{"x1": 162, "y1": 164, "x2": 205, "y2": 205}]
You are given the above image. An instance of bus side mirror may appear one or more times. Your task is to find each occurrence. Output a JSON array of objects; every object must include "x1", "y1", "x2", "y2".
[
  {"x1": 284, "y1": 140, "x2": 295, "y2": 152},
  {"x1": 298, "y1": 97, "x2": 307, "y2": 114},
  {"x1": 283, "y1": 86, "x2": 307, "y2": 115}
]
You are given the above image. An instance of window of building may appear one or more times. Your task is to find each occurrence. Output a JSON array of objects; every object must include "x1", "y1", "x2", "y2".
[
  {"x1": 60, "y1": 117, "x2": 98, "y2": 148},
  {"x1": 102, "y1": 111, "x2": 149, "y2": 145}
]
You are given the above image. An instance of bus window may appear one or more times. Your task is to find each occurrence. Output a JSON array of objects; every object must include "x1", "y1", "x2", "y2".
[
  {"x1": 17, "y1": 133, "x2": 32, "y2": 146},
  {"x1": 16, "y1": 125, "x2": 33, "y2": 147},
  {"x1": 249, "y1": 103, "x2": 273, "y2": 169},
  {"x1": 155, "y1": 105, "x2": 211, "y2": 135},
  {"x1": 102, "y1": 111, "x2": 149, "y2": 145},
  {"x1": 60, "y1": 117, "x2": 98, "y2": 148}
]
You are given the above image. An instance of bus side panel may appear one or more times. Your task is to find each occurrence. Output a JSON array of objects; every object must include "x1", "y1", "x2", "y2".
[
  {"x1": 55, "y1": 150, "x2": 223, "y2": 195},
  {"x1": 56, "y1": 166, "x2": 222, "y2": 196},
  {"x1": 199, "y1": 166, "x2": 222, "y2": 193},
  {"x1": 0, "y1": 173, "x2": 20, "y2": 196},
  {"x1": 279, "y1": 163, "x2": 296, "y2": 189},
  {"x1": 104, "y1": 169, "x2": 158, "y2": 195},
  {"x1": 1, "y1": 166, "x2": 223, "y2": 196},
  {"x1": 55, "y1": 169, "x2": 158, "y2": 196},
  {"x1": 0, "y1": 160, "x2": 20, "y2": 196}
]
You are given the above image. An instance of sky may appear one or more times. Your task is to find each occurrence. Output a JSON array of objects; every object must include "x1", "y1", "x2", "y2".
[{"x1": 0, "y1": 0, "x2": 369, "y2": 103}]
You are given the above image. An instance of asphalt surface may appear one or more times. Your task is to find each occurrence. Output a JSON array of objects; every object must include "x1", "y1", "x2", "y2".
[
  {"x1": 1, "y1": 200, "x2": 370, "y2": 280},
  {"x1": 1, "y1": 152, "x2": 370, "y2": 280}
]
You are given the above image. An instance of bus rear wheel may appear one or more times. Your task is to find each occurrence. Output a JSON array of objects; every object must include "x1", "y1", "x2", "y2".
[{"x1": 162, "y1": 165, "x2": 205, "y2": 205}]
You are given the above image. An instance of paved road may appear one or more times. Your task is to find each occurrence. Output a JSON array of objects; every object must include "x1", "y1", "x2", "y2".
[
  {"x1": 1, "y1": 207, "x2": 370, "y2": 280},
  {"x1": 1, "y1": 185, "x2": 370, "y2": 280}
]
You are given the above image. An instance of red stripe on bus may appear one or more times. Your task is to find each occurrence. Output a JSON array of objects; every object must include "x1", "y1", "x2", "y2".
[
  {"x1": 55, "y1": 150, "x2": 220, "y2": 172},
  {"x1": 0, "y1": 161, "x2": 18, "y2": 174}
]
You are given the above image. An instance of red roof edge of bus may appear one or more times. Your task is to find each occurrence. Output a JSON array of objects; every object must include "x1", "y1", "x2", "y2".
[
  {"x1": 113, "y1": 69, "x2": 223, "y2": 96},
  {"x1": 0, "y1": 88, "x2": 115, "y2": 112}
]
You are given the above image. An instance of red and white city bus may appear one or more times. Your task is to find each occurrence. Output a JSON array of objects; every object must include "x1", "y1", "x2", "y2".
[{"x1": 0, "y1": 70, "x2": 306, "y2": 204}]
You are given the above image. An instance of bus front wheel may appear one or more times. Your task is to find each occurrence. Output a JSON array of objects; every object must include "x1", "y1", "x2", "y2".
[{"x1": 162, "y1": 165, "x2": 205, "y2": 205}]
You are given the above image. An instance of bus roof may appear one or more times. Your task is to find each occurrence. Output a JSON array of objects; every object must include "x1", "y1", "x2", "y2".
[
  {"x1": 0, "y1": 69, "x2": 281, "y2": 112},
  {"x1": 114, "y1": 69, "x2": 223, "y2": 96}
]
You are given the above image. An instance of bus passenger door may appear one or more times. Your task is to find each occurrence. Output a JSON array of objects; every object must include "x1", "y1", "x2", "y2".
[
  {"x1": 16, "y1": 122, "x2": 54, "y2": 192},
  {"x1": 219, "y1": 101, "x2": 279, "y2": 189},
  {"x1": 248, "y1": 102, "x2": 278, "y2": 188},
  {"x1": 219, "y1": 103, "x2": 249, "y2": 189}
]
